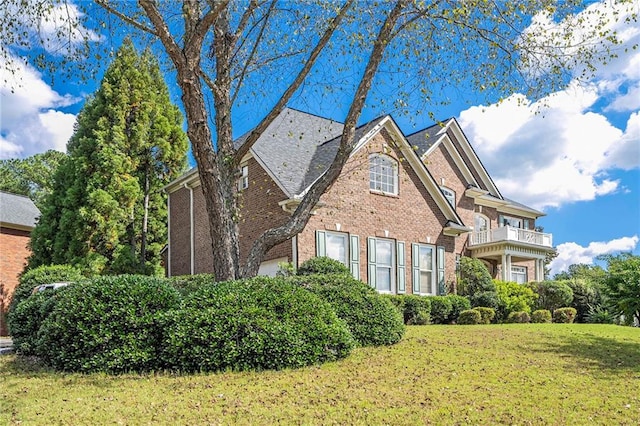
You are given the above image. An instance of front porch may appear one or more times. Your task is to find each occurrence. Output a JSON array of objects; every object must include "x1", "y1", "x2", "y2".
[{"x1": 468, "y1": 226, "x2": 555, "y2": 282}]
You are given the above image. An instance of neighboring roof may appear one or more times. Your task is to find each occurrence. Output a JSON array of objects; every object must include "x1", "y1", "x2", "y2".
[
  {"x1": 405, "y1": 119, "x2": 450, "y2": 156},
  {"x1": 0, "y1": 191, "x2": 40, "y2": 230}
]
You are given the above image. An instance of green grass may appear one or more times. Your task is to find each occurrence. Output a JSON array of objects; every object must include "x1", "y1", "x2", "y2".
[{"x1": 1, "y1": 324, "x2": 639, "y2": 424}]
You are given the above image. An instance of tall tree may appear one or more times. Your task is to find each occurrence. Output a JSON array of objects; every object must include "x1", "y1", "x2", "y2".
[
  {"x1": 601, "y1": 253, "x2": 640, "y2": 326},
  {"x1": 0, "y1": 150, "x2": 67, "y2": 208},
  {"x1": 5, "y1": 0, "x2": 634, "y2": 280},
  {"x1": 29, "y1": 40, "x2": 188, "y2": 275}
]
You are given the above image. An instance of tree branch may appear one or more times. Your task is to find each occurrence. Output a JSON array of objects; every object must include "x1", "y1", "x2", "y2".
[
  {"x1": 96, "y1": 0, "x2": 159, "y2": 36},
  {"x1": 138, "y1": 0, "x2": 183, "y2": 66},
  {"x1": 233, "y1": 0, "x2": 355, "y2": 165}
]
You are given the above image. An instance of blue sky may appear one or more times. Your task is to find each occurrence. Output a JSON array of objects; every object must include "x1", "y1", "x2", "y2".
[{"x1": 1, "y1": 1, "x2": 638, "y2": 277}]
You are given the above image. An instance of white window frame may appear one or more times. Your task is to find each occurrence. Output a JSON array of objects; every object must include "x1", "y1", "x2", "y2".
[
  {"x1": 368, "y1": 237, "x2": 396, "y2": 294},
  {"x1": 412, "y1": 243, "x2": 436, "y2": 296},
  {"x1": 441, "y1": 186, "x2": 455, "y2": 207},
  {"x1": 325, "y1": 231, "x2": 349, "y2": 266},
  {"x1": 316, "y1": 231, "x2": 360, "y2": 279},
  {"x1": 511, "y1": 265, "x2": 527, "y2": 284},
  {"x1": 238, "y1": 164, "x2": 249, "y2": 190},
  {"x1": 474, "y1": 213, "x2": 490, "y2": 231},
  {"x1": 369, "y1": 153, "x2": 398, "y2": 196}
]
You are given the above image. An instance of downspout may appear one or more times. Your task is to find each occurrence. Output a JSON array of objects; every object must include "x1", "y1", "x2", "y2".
[
  {"x1": 167, "y1": 192, "x2": 172, "y2": 277},
  {"x1": 183, "y1": 183, "x2": 195, "y2": 275}
]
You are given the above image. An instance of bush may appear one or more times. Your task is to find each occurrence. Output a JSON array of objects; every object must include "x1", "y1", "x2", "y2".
[
  {"x1": 531, "y1": 309, "x2": 552, "y2": 323},
  {"x1": 553, "y1": 307, "x2": 577, "y2": 323},
  {"x1": 37, "y1": 275, "x2": 181, "y2": 373},
  {"x1": 427, "y1": 296, "x2": 453, "y2": 324},
  {"x1": 457, "y1": 257, "x2": 495, "y2": 296},
  {"x1": 297, "y1": 257, "x2": 351, "y2": 276},
  {"x1": 473, "y1": 307, "x2": 496, "y2": 324},
  {"x1": 586, "y1": 305, "x2": 616, "y2": 324},
  {"x1": 457, "y1": 309, "x2": 482, "y2": 325},
  {"x1": 168, "y1": 274, "x2": 215, "y2": 297},
  {"x1": 469, "y1": 291, "x2": 500, "y2": 310},
  {"x1": 162, "y1": 277, "x2": 355, "y2": 372},
  {"x1": 7, "y1": 290, "x2": 67, "y2": 355},
  {"x1": 9, "y1": 264, "x2": 83, "y2": 316},
  {"x1": 506, "y1": 311, "x2": 531, "y2": 323},
  {"x1": 446, "y1": 295, "x2": 471, "y2": 323},
  {"x1": 402, "y1": 295, "x2": 431, "y2": 325},
  {"x1": 528, "y1": 281, "x2": 573, "y2": 312},
  {"x1": 289, "y1": 274, "x2": 404, "y2": 346},
  {"x1": 494, "y1": 280, "x2": 537, "y2": 322}
]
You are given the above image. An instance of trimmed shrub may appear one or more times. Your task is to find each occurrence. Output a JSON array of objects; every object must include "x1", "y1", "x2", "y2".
[
  {"x1": 8, "y1": 289, "x2": 67, "y2": 355},
  {"x1": 9, "y1": 264, "x2": 83, "y2": 316},
  {"x1": 553, "y1": 307, "x2": 577, "y2": 324},
  {"x1": 36, "y1": 275, "x2": 181, "y2": 373},
  {"x1": 289, "y1": 274, "x2": 404, "y2": 346},
  {"x1": 162, "y1": 277, "x2": 355, "y2": 372},
  {"x1": 457, "y1": 309, "x2": 482, "y2": 325},
  {"x1": 297, "y1": 257, "x2": 350, "y2": 276},
  {"x1": 528, "y1": 281, "x2": 573, "y2": 312},
  {"x1": 168, "y1": 273, "x2": 215, "y2": 297},
  {"x1": 381, "y1": 294, "x2": 405, "y2": 315},
  {"x1": 473, "y1": 307, "x2": 496, "y2": 324},
  {"x1": 506, "y1": 311, "x2": 531, "y2": 323},
  {"x1": 531, "y1": 309, "x2": 552, "y2": 323},
  {"x1": 447, "y1": 295, "x2": 471, "y2": 323},
  {"x1": 457, "y1": 257, "x2": 495, "y2": 296},
  {"x1": 469, "y1": 290, "x2": 500, "y2": 310},
  {"x1": 402, "y1": 295, "x2": 431, "y2": 325},
  {"x1": 494, "y1": 280, "x2": 537, "y2": 322},
  {"x1": 427, "y1": 296, "x2": 453, "y2": 324}
]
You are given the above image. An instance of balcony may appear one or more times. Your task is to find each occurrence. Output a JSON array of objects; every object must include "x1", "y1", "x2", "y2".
[{"x1": 470, "y1": 226, "x2": 553, "y2": 248}]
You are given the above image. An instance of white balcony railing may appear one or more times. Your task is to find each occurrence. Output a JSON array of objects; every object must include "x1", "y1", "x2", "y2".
[{"x1": 470, "y1": 226, "x2": 553, "y2": 247}]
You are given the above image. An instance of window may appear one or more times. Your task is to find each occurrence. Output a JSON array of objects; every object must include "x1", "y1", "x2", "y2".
[
  {"x1": 316, "y1": 231, "x2": 360, "y2": 279},
  {"x1": 238, "y1": 164, "x2": 249, "y2": 190},
  {"x1": 412, "y1": 244, "x2": 436, "y2": 295},
  {"x1": 325, "y1": 232, "x2": 348, "y2": 265},
  {"x1": 499, "y1": 215, "x2": 522, "y2": 228},
  {"x1": 474, "y1": 214, "x2": 489, "y2": 232},
  {"x1": 368, "y1": 237, "x2": 396, "y2": 293},
  {"x1": 511, "y1": 266, "x2": 527, "y2": 284},
  {"x1": 441, "y1": 187, "x2": 455, "y2": 207},
  {"x1": 369, "y1": 154, "x2": 398, "y2": 195}
]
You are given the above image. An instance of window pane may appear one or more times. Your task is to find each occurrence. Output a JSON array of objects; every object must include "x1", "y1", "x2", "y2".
[
  {"x1": 419, "y1": 246, "x2": 433, "y2": 270},
  {"x1": 420, "y1": 271, "x2": 433, "y2": 294},
  {"x1": 326, "y1": 233, "x2": 347, "y2": 265},
  {"x1": 376, "y1": 240, "x2": 392, "y2": 265},
  {"x1": 377, "y1": 267, "x2": 391, "y2": 291},
  {"x1": 369, "y1": 155, "x2": 397, "y2": 195}
]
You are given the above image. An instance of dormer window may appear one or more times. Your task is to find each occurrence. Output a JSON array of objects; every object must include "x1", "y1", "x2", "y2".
[
  {"x1": 238, "y1": 164, "x2": 249, "y2": 190},
  {"x1": 441, "y1": 187, "x2": 455, "y2": 207},
  {"x1": 369, "y1": 153, "x2": 398, "y2": 196}
]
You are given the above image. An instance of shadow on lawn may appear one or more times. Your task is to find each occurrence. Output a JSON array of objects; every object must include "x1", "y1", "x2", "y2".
[{"x1": 534, "y1": 332, "x2": 640, "y2": 374}]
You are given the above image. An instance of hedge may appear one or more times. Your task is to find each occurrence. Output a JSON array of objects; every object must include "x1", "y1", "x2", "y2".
[
  {"x1": 531, "y1": 309, "x2": 552, "y2": 323},
  {"x1": 297, "y1": 257, "x2": 351, "y2": 276},
  {"x1": 457, "y1": 309, "x2": 482, "y2": 325},
  {"x1": 553, "y1": 307, "x2": 577, "y2": 323}
]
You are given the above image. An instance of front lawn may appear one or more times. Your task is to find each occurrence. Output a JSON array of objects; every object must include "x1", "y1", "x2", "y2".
[{"x1": 1, "y1": 324, "x2": 639, "y2": 424}]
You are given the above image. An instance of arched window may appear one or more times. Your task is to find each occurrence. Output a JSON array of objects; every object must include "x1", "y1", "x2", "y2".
[
  {"x1": 441, "y1": 187, "x2": 455, "y2": 207},
  {"x1": 369, "y1": 154, "x2": 398, "y2": 195},
  {"x1": 474, "y1": 213, "x2": 490, "y2": 232}
]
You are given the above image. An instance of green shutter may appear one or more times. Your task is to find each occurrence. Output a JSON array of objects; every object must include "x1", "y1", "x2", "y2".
[
  {"x1": 412, "y1": 243, "x2": 420, "y2": 294},
  {"x1": 316, "y1": 230, "x2": 326, "y2": 257},
  {"x1": 437, "y1": 246, "x2": 446, "y2": 295},
  {"x1": 368, "y1": 237, "x2": 376, "y2": 289},
  {"x1": 350, "y1": 235, "x2": 360, "y2": 280},
  {"x1": 397, "y1": 241, "x2": 406, "y2": 293}
]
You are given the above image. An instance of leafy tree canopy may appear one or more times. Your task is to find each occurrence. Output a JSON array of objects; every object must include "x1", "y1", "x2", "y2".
[{"x1": 601, "y1": 253, "x2": 640, "y2": 326}]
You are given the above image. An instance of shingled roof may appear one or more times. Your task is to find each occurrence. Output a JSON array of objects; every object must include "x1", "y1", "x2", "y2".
[
  {"x1": 405, "y1": 119, "x2": 452, "y2": 156},
  {"x1": 0, "y1": 191, "x2": 40, "y2": 230}
]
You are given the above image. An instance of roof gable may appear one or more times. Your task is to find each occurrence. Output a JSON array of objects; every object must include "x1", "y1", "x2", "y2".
[{"x1": 0, "y1": 191, "x2": 40, "y2": 230}]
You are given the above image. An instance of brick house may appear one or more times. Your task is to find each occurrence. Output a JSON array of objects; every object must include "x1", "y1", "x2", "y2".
[
  {"x1": 165, "y1": 108, "x2": 555, "y2": 293},
  {"x1": 0, "y1": 191, "x2": 40, "y2": 336}
]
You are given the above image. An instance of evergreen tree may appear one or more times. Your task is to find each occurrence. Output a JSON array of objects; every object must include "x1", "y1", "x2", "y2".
[{"x1": 29, "y1": 40, "x2": 188, "y2": 275}]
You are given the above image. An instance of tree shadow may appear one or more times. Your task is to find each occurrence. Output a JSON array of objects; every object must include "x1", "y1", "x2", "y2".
[{"x1": 532, "y1": 331, "x2": 640, "y2": 374}]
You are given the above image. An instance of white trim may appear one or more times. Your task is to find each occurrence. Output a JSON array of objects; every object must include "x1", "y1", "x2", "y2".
[
  {"x1": 369, "y1": 153, "x2": 399, "y2": 196},
  {"x1": 167, "y1": 193, "x2": 172, "y2": 277},
  {"x1": 292, "y1": 235, "x2": 298, "y2": 269},
  {"x1": 185, "y1": 183, "x2": 195, "y2": 275}
]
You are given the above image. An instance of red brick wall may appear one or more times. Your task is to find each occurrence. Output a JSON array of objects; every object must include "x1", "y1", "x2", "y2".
[
  {"x1": 0, "y1": 227, "x2": 32, "y2": 336},
  {"x1": 297, "y1": 130, "x2": 457, "y2": 291},
  {"x1": 168, "y1": 186, "x2": 191, "y2": 276}
]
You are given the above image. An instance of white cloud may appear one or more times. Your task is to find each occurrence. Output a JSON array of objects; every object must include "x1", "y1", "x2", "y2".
[
  {"x1": 550, "y1": 235, "x2": 639, "y2": 276},
  {"x1": 0, "y1": 54, "x2": 78, "y2": 159}
]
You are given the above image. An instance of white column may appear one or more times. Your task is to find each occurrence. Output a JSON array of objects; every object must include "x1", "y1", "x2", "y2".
[
  {"x1": 535, "y1": 259, "x2": 543, "y2": 282},
  {"x1": 505, "y1": 254, "x2": 512, "y2": 281},
  {"x1": 501, "y1": 253, "x2": 507, "y2": 280}
]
